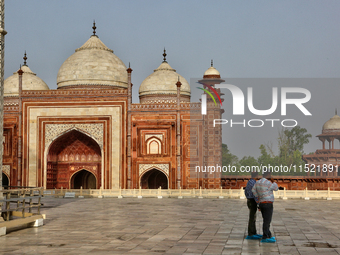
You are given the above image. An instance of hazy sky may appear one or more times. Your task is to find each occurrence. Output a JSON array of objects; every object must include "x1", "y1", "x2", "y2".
[{"x1": 4, "y1": 1, "x2": 340, "y2": 158}]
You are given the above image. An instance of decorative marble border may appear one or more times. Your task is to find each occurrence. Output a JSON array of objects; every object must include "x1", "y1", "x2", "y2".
[
  {"x1": 45, "y1": 123, "x2": 103, "y2": 149},
  {"x1": 139, "y1": 164, "x2": 169, "y2": 176}
]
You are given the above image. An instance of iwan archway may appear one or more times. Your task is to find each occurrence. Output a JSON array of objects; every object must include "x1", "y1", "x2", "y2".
[
  {"x1": 46, "y1": 129, "x2": 101, "y2": 189},
  {"x1": 140, "y1": 169, "x2": 168, "y2": 189}
]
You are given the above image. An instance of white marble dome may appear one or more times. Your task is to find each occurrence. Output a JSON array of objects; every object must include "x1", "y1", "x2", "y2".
[
  {"x1": 204, "y1": 66, "x2": 220, "y2": 77},
  {"x1": 57, "y1": 35, "x2": 128, "y2": 89},
  {"x1": 4, "y1": 65, "x2": 49, "y2": 96},
  {"x1": 139, "y1": 61, "x2": 191, "y2": 99},
  {"x1": 322, "y1": 114, "x2": 340, "y2": 132}
]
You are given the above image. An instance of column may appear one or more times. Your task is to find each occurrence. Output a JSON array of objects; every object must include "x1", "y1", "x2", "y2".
[
  {"x1": 0, "y1": 0, "x2": 7, "y2": 221},
  {"x1": 17, "y1": 68, "x2": 23, "y2": 186}
]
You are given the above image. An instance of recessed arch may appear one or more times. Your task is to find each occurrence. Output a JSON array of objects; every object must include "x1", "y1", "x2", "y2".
[
  {"x1": 140, "y1": 168, "x2": 168, "y2": 189},
  {"x1": 146, "y1": 137, "x2": 162, "y2": 154},
  {"x1": 46, "y1": 129, "x2": 101, "y2": 189},
  {"x1": 70, "y1": 169, "x2": 97, "y2": 189}
]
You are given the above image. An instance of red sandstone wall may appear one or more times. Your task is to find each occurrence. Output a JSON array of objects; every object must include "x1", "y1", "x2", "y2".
[{"x1": 221, "y1": 177, "x2": 340, "y2": 190}]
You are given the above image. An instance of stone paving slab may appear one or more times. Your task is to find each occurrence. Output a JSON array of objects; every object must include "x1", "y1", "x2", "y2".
[{"x1": 1, "y1": 197, "x2": 340, "y2": 254}]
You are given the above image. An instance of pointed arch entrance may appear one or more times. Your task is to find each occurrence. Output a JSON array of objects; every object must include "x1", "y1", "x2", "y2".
[
  {"x1": 70, "y1": 169, "x2": 96, "y2": 189},
  {"x1": 2, "y1": 173, "x2": 9, "y2": 188},
  {"x1": 46, "y1": 129, "x2": 101, "y2": 189},
  {"x1": 140, "y1": 169, "x2": 168, "y2": 189}
]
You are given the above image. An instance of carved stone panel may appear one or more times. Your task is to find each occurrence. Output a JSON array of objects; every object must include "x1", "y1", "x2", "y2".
[
  {"x1": 139, "y1": 164, "x2": 169, "y2": 176},
  {"x1": 2, "y1": 164, "x2": 10, "y2": 177},
  {"x1": 45, "y1": 123, "x2": 103, "y2": 149}
]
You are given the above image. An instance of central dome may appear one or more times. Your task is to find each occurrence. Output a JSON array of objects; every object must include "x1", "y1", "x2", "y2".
[{"x1": 57, "y1": 35, "x2": 128, "y2": 89}]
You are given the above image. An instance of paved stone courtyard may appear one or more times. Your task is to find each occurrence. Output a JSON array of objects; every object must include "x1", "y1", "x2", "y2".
[{"x1": 1, "y1": 197, "x2": 340, "y2": 254}]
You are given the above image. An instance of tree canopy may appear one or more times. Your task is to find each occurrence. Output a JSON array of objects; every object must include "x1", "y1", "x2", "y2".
[{"x1": 221, "y1": 126, "x2": 312, "y2": 176}]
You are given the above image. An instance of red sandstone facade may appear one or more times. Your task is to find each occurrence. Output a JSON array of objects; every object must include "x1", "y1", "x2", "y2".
[
  {"x1": 2, "y1": 29, "x2": 223, "y2": 190},
  {"x1": 3, "y1": 88, "x2": 223, "y2": 189}
]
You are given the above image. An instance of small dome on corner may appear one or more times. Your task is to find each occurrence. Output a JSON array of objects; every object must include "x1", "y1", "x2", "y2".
[
  {"x1": 322, "y1": 114, "x2": 340, "y2": 133},
  {"x1": 4, "y1": 65, "x2": 49, "y2": 96},
  {"x1": 203, "y1": 60, "x2": 221, "y2": 78}
]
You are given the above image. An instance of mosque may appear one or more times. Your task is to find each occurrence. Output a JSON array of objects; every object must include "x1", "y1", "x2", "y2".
[
  {"x1": 5, "y1": 24, "x2": 339, "y2": 191},
  {"x1": 2, "y1": 24, "x2": 223, "y2": 190}
]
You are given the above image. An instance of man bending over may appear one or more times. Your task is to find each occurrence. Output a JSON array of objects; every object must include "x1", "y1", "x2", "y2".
[{"x1": 252, "y1": 171, "x2": 278, "y2": 243}]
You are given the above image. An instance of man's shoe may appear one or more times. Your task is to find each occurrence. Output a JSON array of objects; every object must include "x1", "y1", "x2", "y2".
[
  {"x1": 245, "y1": 235, "x2": 262, "y2": 240},
  {"x1": 261, "y1": 237, "x2": 276, "y2": 243}
]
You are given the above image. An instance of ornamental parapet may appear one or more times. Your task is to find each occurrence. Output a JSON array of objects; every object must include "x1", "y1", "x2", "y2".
[
  {"x1": 131, "y1": 102, "x2": 201, "y2": 111},
  {"x1": 21, "y1": 89, "x2": 128, "y2": 98}
]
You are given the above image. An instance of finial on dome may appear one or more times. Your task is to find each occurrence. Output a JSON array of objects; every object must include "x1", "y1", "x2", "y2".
[
  {"x1": 23, "y1": 51, "x2": 27, "y2": 66},
  {"x1": 92, "y1": 20, "x2": 97, "y2": 36},
  {"x1": 336, "y1": 108, "x2": 338, "y2": 115},
  {"x1": 127, "y1": 62, "x2": 133, "y2": 73},
  {"x1": 163, "y1": 48, "x2": 167, "y2": 63},
  {"x1": 18, "y1": 64, "x2": 23, "y2": 75},
  {"x1": 211, "y1": 59, "x2": 213, "y2": 67}
]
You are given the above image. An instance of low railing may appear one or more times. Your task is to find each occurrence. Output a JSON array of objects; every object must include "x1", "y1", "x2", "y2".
[
  {"x1": 43, "y1": 186, "x2": 339, "y2": 200},
  {"x1": 0, "y1": 187, "x2": 43, "y2": 221}
]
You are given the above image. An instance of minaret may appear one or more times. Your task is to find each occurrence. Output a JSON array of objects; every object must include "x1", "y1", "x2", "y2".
[
  {"x1": 198, "y1": 60, "x2": 225, "y2": 102},
  {"x1": 176, "y1": 77, "x2": 182, "y2": 188},
  {"x1": 198, "y1": 61, "x2": 224, "y2": 188},
  {"x1": 0, "y1": 0, "x2": 7, "y2": 195},
  {"x1": 16, "y1": 52, "x2": 26, "y2": 186},
  {"x1": 127, "y1": 63, "x2": 132, "y2": 188},
  {"x1": 17, "y1": 65, "x2": 23, "y2": 186}
]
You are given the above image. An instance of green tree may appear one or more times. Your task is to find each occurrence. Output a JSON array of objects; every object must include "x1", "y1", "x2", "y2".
[
  {"x1": 239, "y1": 156, "x2": 259, "y2": 176},
  {"x1": 239, "y1": 156, "x2": 259, "y2": 167},
  {"x1": 278, "y1": 126, "x2": 311, "y2": 168},
  {"x1": 281, "y1": 126, "x2": 312, "y2": 155},
  {"x1": 258, "y1": 126, "x2": 311, "y2": 176},
  {"x1": 222, "y1": 143, "x2": 238, "y2": 166},
  {"x1": 258, "y1": 144, "x2": 274, "y2": 166},
  {"x1": 222, "y1": 143, "x2": 239, "y2": 175}
]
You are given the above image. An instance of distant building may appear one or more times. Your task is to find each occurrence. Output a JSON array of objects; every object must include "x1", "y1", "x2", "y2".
[
  {"x1": 2, "y1": 24, "x2": 223, "y2": 189},
  {"x1": 303, "y1": 112, "x2": 340, "y2": 177},
  {"x1": 220, "y1": 112, "x2": 340, "y2": 191}
]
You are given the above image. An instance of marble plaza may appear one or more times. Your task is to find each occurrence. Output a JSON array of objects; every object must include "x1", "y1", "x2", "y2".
[{"x1": 1, "y1": 197, "x2": 340, "y2": 254}]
